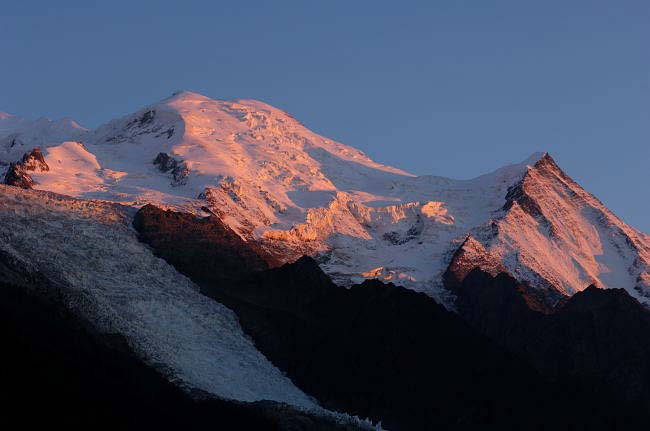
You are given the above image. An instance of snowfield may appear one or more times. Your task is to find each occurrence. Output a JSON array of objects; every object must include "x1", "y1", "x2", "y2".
[{"x1": 2, "y1": 90, "x2": 649, "y2": 306}]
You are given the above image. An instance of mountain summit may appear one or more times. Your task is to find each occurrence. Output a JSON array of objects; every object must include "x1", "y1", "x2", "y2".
[{"x1": 1, "y1": 91, "x2": 648, "y2": 307}]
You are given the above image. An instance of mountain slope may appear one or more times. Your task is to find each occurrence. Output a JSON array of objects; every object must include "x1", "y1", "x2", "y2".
[{"x1": 2, "y1": 91, "x2": 648, "y2": 306}]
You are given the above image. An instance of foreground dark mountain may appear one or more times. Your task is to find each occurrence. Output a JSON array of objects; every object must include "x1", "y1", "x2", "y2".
[{"x1": 135, "y1": 204, "x2": 650, "y2": 430}]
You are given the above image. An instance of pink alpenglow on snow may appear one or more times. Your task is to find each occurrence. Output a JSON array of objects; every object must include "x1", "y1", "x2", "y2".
[{"x1": 2, "y1": 91, "x2": 649, "y2": 307}]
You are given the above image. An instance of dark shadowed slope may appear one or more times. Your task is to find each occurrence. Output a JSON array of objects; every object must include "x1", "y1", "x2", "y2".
[
  {"x1": 134, "y1": 204, "x2": 642, "y2": 430},
  {"x1": 446, "y1": 264, "x2": 650, "y2": 427},
  {"x1": 133, "y1": 204, "x2": 275, "y2": 284}
]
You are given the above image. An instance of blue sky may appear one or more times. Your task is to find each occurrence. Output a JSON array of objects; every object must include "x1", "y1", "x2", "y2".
[{"x1": 1, "y1": 0, "x2": 648, "y2": 231}]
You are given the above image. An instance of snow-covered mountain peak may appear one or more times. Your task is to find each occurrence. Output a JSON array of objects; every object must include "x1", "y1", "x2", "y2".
[
  {"x1": 160, "y1": 91, "x2": 413, "y2": 175},
  {"x1": 473, "y1": 152, "x2": 650, "y2": 305},
  {"x1": 1, "y1": 92, "x2": 648, "y2": 307}
]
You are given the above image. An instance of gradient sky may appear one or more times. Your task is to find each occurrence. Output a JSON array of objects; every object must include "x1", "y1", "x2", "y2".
[{"x1": 1, "y1": 1, "x2": 648, "y2": 231}]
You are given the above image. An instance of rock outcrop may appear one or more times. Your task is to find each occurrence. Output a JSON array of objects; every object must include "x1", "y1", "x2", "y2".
[
  {"x1": 153, "y1": 152, "x2": 190, "y2": 186},
  {"x1": 3, "y1": 147, "x2": 49, "y2": 189}
]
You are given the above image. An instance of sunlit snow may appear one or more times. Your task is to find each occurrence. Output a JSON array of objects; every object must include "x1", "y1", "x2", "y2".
[{"x1": 2, "y1": 91, "x2": 649, "y2": 305}]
